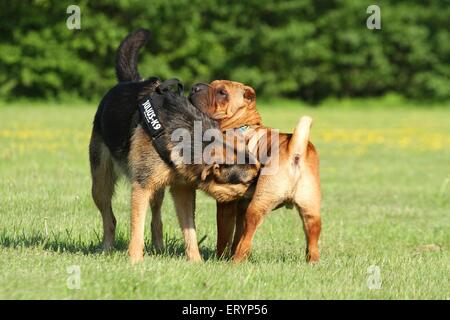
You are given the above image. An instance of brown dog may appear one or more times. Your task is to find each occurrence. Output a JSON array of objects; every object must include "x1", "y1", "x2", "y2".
[{"x1": 189, "y1": 81, "x2": 322, "y2": 263}]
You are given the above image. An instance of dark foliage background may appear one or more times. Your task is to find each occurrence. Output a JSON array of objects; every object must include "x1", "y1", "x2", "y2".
[{"x1": 0, "y1": 0, "x2": 449, "y2": 102}]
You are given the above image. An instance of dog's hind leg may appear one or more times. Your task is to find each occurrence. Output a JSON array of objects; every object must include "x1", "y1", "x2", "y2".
[
  {"x1": 294, "y1": 162, "x2": 321, "y2": 263},
  {"x1": 170, "y1": 184, "x2": 202, "y2": 262},
  {"x1": 89, "y1": 131, "x2": 118, "y2": 251},
  {"x1": 295, "y1": 199, "x2": 321, "y2": 263},
  {"x1": 150, "y1": 188, "x2": 165, "y2": 253},
  {"x1": 232, "y1": 201, "x2": 269, "y2": 263},
  {"x1": 233, "y1": 176, "x2": 281, "y2": 263}
]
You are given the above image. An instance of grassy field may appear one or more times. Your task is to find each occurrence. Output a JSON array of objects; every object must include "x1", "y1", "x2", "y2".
[{"x1": 0, "y1": 101, "x2": 449, "y2": 299}]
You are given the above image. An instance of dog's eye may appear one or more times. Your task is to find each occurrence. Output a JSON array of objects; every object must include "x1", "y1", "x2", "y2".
[{"x1": 218, "y1": 89, "x2": 228, "y2": 97}]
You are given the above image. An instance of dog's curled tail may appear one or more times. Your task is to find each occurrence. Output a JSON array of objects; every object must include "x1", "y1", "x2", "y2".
[
  {"x1": 115, "y1": 28, "x2": 151, "y2": 82},
  {"x1": 288, "y1": 116, "x2": 313, "y2": 165}
]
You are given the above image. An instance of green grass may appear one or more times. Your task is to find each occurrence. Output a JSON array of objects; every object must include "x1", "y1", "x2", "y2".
[{"x1": 0, "y1": 101, "x2": 449, "y2": 299}]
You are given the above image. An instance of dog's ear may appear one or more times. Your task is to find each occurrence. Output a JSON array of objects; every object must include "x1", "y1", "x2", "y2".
[
  {"x1": 244, "y1": 86, "x2": 256, "y2": 103},
  {"x1": 201, "y1": 163, "x2": 220, "y2": 181}
]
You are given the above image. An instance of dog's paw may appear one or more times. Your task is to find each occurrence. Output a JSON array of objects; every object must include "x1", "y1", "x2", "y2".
[
  {"x1": 306, "y1": 250, "x2": 320, "y2": 263},
  {"x1": 128, "y1": 245, "x2": 145, "y2": 264},
  {"x1": 151, "y1": 241, "x2": 165, "y2": 254},
  {"x1": 187, "y1": 253, "x2": 203, "y2": 263},
  {"x1": 101, "y1": 242, "x2": 115, "y2": 252},
  {"x1": 129, "y1": 254, "x2": 144, "y2": 264}
]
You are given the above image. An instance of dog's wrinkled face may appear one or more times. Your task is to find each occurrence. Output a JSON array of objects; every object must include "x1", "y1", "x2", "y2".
[
  {"x1": 188, "y1": 80, "x2": 262, "y2": 200},
  {"x1": 189, "y1": 80, "x2": 261, "y2": 130}
]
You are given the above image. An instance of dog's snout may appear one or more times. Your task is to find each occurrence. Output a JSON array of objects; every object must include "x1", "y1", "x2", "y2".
[{"x1": 191, "y1": 83, "x2": 208, "y2": 94}]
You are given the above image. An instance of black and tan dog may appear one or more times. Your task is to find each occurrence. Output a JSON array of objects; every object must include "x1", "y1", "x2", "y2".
[{"x1": 89, "y1": 29, "x2": 259, "y2": 263}]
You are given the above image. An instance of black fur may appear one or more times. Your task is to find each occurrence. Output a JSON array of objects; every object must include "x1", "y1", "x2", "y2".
[
  {"x1": 115, "y1": 28, "x2": 150, "y2": 82},
  {"x1": 93, "y1": 78, "x2": 221, "y2": 165},
  {"x1": 93, "y1": 77, "x2": 160, "y2": 164},
  {"x1": 98, "y1": 28, "x2": 220, "y2": 167},
  {"x1": 93, "y1": 29, "x2": 257, "y2": 187}
]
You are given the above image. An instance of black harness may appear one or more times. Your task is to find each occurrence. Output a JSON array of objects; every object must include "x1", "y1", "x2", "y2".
[{"x1": 138, "y1": 78, "x2": 184, "y2": 167}]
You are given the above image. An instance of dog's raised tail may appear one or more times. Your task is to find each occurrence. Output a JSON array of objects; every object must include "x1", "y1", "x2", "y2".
[
  {"x1": 288, "y1": 116, "x2": 313, "y2": 164},
  {"x1": 115, "y1": 28, "x2": 151, "y2": 82}
]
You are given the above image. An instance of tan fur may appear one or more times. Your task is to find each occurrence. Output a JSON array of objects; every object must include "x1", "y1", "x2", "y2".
[
  {"x1": 90, "y1": 113, "x2": 258, "y2": 263},
  {"x1": 201, "y1": 82, "x2": 322, "y2": 263},
  {"x1": 170, "y1": 183, "x2": 202, "y2": 261},
  {"x1": 205, "y1": 80, "x2": 262, "y2": 130},
  {"x1": 232, "y1": 141, "x2": 321, "y2": 263},
  {"x1": 128, "y1": 126, "x2": 257, "y2": 262},
  {"x1": 89, "y1": 132, "x2": 118, "y2": 251}
]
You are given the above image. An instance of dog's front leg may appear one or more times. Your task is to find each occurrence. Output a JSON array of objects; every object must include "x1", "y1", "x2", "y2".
[
  {"x1": 231, "y1": 199, "x2": 249, "y2": 256},
  {"x1": 170, "y1": 184, "x2": 202, "y2": 262},
  {"x1": 216, "y1": 201, "x2": 237, "y2": 258},
  {"x1": 129, "y1": 182, "x2": 152, "y2": 264},
  {"x1": 150, "y1": 188, "x2": 165, "y2": 253}
]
